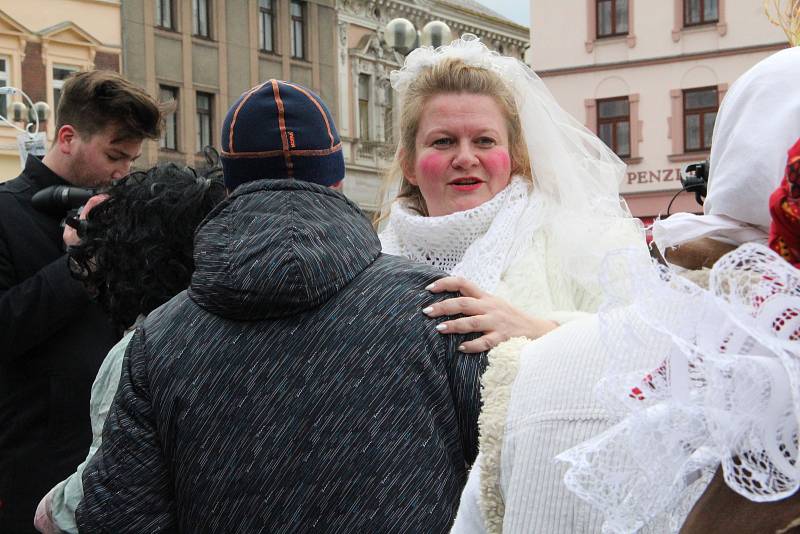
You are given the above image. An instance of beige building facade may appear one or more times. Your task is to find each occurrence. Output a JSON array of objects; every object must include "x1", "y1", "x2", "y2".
[
  {"x1": 122, "y1": 0, "x2": 338, "y2": 170},
  {"x1": 0, "y1": 1, "x2": 122, "y2": 180},
  {"x1": 336, "y1": 0, "x2": 529, "y2": 215},
  {"x1": 529, "y1": 0, "x2": 789, "y2": 224}
]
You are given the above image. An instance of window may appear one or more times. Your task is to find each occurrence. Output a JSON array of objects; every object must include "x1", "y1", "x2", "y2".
[
  {"x1": 290, "y1": 1, "x2": 306, "y2": 59},
  {"x1": 597, "y1": 0, "x2": 628, "y2": 37},
  {"x1": 673, "y1": 0, "x2": 726, "y2": 41},
  {"x1": 0, "y1": 57, "x2": 9, "y2": 117},
  {"x1": 358, "y1": 74, "x2": 370, "y2": 141},
  {"x1": 684, "y1": 0, "x2": 718, "y2": 26},
  {"x1": 258, "y1": 0, "x2": 275, "y2": 52},
  {"x1": 383, "y1": 85, "x2": 393, "y2": 144},
  {"x1": 597, "y1": 97, "x2": 630, "y2": 158},
  {"x1": 683, "y1": 87, "x2": 717, "y2": 152},
  {"x1": 258, "y1": 0, "x2": 276, "y2": 52},
  {"x1": 193, "y1": 0, "x2": 211, "y2": 38},
  {"x1": 53, "y1": 65, "x2": 79, "y2": 121},
  {"x1": 159, "y1": 86, "x2": 178, "y2": 151},
  {"x1": 156, "y1": 0, "x2": 175, "y2": 30},
  {"x1": 196, "y1": 92, "x2": 213, "y2": 153}
]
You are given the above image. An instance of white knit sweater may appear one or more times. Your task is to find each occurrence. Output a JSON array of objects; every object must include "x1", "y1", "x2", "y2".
[{"x1": 452, "y1": 311, "x2": 676, "y2": 534}]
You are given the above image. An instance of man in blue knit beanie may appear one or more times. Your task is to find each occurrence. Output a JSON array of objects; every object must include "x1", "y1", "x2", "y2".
[{"x1": 77, "y1": 80, "x2": 487, "y2": 533}]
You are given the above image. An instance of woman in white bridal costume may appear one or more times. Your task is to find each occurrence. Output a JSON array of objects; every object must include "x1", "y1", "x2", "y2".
[
  {"x1": 379, "y1": 35, "x2": 645, "y2": 351},
  {"x1": 377, "y1": 35, "x2": 650, "y2": 532}
]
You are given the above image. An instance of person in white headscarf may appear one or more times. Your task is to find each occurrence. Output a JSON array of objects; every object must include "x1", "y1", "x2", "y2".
[
  {"x1": 378, "y1": 35, "x2": 651, "y2": 533},
  {"x1": 653, "y1": 46, "x2": 800, "y2": 266},
  {"x1": 554, "y1": 45, "x2": 800, "y2": 534}
]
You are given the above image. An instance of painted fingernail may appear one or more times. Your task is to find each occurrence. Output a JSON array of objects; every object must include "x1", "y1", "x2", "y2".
[
  {"x1": 426, "y1": 283, "x2": 436, "y2": 291},
  {"x1": 436, "y1": 323, "x2": 448, "y2": 332},
  {"x1": 422, "y1": 306, "x2": 434, "y2": 315},
  {"x1": 458, "y1": 345, "x2": 466, "y2": 352}
]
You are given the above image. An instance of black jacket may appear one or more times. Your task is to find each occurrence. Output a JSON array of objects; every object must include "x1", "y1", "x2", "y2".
[
  {"x1": 0, "y1": 156, "x2": 118, "y2": 533},
  {"x1": 77, "y1": 180, "x2": 487, "y2": 533}
]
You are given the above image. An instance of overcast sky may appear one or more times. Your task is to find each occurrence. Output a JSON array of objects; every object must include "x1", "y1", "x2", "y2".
[{"x1": 475, "y1": 0, "x2": 530, "y2": 27}]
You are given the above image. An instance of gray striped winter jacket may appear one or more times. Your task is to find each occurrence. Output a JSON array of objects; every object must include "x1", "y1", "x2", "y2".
[{"x1": 76, "y1": 179, "x2": 487, "y2": 533}]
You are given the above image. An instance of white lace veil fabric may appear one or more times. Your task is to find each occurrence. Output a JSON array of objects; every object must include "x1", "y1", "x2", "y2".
[
  {"x1": 556, "y1": 243, "x2": 800, "y2": 533},
  {"x1": 380, "y1": 35, "x2": 640, "y2": 292},
  {"x1": 653, "y1": 47, "x2": 800, "y2": 253}
]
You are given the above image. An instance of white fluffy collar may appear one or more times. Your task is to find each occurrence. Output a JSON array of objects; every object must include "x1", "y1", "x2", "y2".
[{"x1": 379, "y1": 177, "x2": 533, "y2": 292}]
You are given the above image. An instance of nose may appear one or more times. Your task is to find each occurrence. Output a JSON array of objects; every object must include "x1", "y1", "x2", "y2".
[
  {"x1": 451, "y1": 141, "x2": 479, "y2": 170},
  {"x1": 111, "y1": 161, "x2": 133, "y2": 180}
]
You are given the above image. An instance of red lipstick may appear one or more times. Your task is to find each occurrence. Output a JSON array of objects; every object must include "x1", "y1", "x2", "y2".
[{"x1": 449, "y1": 177, "x2": 483, "y2": 192}]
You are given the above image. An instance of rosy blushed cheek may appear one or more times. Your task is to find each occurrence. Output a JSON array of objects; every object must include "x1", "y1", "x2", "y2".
[
  {"x1": 417, "y1": 152, "x2": 450, "y2": 181},
  {"x1": 482, "y1": 149, "x2": 511, "y2": 176}
]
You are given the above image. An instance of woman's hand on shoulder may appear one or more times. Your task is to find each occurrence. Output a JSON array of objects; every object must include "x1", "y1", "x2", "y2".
[{"x1": 423, "y1": 276, "x2": 558, "y2": 353}]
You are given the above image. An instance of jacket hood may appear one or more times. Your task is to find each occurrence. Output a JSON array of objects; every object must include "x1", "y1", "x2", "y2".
[{"x1": 189, "y1": 179, "x2": 381, "y2": 320}]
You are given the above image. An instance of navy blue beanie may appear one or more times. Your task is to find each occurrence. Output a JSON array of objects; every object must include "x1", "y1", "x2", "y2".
[{"x1": 220, "y1": 80, "x2": 344, "y2": 191}]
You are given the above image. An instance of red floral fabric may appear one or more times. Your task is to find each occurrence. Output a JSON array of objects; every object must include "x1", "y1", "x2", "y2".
[{"x1": 769, "y1": 137, "x2": 800, "y2": 268}]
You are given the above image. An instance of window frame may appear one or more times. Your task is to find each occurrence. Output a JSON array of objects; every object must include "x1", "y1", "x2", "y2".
[
  {"x1": 52, "y1": 64, "x2": 80, "y2": 122},
  {"x1": 683, "y1": 0, "x2": 719, "y2": 27},
  {"x1": 195, "y1": 91, "x2": 213, "y2": 154},
  {"x1": 159, "y1": 85, "x2": 179, "y2": 151},
  {"x1": 0, "y1": 56, "x2": 9, "y2": 118},
  {"x1": 258, "y1": 0, "x2": 277, "y2": 53},
  {"x1": 192, "y1": 0, "x2": 212, "y2": 39},
  {"x1": 596, "y1": 0, "x2": 629, "y2": 38},
  {"x1": 290, "y1": 0, "x2": 306, "y2": 60},
  {"x1": 155, "y1": 0, "x2": 176, "y2": 31},
  {"x1": 596, "y1": 96, "x2": 631, "y2": 158},
  {"x1": 383, "y1": 84, "x2": 394, "y2": 145},
  {"x1": 682, "y1": 87, "x2": 718, "y2": 153},
  {"x1": 358, "y1": 73, "x2": 370, "y2": 142}
]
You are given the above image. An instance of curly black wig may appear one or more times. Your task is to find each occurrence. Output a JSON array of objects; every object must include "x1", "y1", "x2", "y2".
[{"x1": 69, "y1": 163, "x2": 226, "y2": 331}]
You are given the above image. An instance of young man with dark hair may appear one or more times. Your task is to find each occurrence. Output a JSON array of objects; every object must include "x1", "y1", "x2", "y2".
[{"x1": 0, "y1": 69, "x2": 163, "y2": 533}]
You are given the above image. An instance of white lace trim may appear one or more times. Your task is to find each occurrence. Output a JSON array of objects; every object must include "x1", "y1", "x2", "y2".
[
  {"x1": 379, "y1": 177, "x2": 534, "y2": 292},
  {"x1": 556, "y1": 243, "x2": 800, "y2": 533}
]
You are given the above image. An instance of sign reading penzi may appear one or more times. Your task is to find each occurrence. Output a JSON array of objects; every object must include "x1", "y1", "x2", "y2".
[{"x1": 627, "y1": 168, "x2": 683, "y2": 185}]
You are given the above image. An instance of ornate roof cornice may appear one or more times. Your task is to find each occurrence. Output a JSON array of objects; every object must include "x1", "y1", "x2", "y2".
[{"x1": 339, "y1": 0, "x2": 529, "y2": 48}]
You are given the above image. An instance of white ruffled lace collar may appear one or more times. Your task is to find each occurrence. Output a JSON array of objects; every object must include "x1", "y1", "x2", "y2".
[{"x1": 557, "y1": 243, "x2": 800, "y2": 533}]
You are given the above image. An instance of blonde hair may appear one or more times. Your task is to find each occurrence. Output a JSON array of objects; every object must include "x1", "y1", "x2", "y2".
[{"x1": 378, "y1": 58, "x2": 531, "y2": 222}]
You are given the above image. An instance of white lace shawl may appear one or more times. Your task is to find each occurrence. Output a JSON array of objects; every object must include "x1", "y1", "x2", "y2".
[
  {"x1": 557, "y1": 243, "x2": 800, "y2": 533},
  {"x1": 379, "y1": 177, "x2": 536, "y2": 292}
]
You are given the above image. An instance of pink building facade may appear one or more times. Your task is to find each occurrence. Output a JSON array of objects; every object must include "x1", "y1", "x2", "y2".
[{"x1": 529, "y1": 0, "x2": 789, "y2": 225}]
